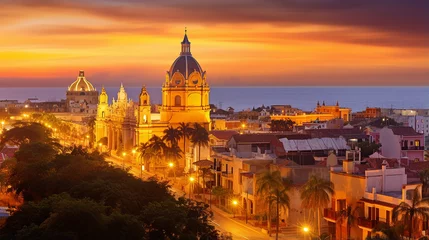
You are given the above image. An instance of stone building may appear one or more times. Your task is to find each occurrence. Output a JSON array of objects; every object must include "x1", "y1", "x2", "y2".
[{"x1": 66, "y1": 70, "x2": 98, "y2": 114}]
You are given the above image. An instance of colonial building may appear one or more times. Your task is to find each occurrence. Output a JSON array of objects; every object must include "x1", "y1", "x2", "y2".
[
  {"x1": 95, "y1": 31, "x2": 211, "y2": 170},
  {"x1": 270, "y1": 101, "x2": 352, "y2": 126},
  {"x1": 66, "y1": 70, "x2": 98, "y2": 114}
]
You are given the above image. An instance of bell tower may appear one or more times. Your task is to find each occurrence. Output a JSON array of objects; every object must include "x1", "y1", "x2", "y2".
[
  {"x1": 95, "y1": 86, "x2": 109, "y2": 142},
  {"x1": 138, "y1": 86, "x2": 151, "y2": 124}
]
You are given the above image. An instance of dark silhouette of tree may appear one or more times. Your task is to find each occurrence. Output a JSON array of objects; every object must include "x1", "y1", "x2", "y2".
[
  {"x1": 177, "y1": 122, "x2": 194, "y2": 172},
  {"x1": 269, "y1": 119, "x2": 295, "y2": 132}
]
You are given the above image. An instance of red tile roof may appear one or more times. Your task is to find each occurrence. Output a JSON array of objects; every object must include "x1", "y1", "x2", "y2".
[
  {"x1": 231, "y1": 132, "x2": 310, "y2": 143},
  {"x1": 389, "y1": 126, "x2": 422, "y2": 136},
  {"x1": 231, "y1": 134, "x2": 279, "y2": 143},
  {"x1": 304, "y1": 128, "x2": 367, "y2": 140},
  {"x1": 365, "y1": 158, "x2": 400, "y2": 169},
  {"x1": 210, "y1": 130, "x2": 239, "y2": 140}
]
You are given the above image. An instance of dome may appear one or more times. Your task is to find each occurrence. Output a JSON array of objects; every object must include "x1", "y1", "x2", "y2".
[
  {"x1": 169, "y1": 55, "x2": 203, "y2": 79},
  {"x1": 68, "y1": 70, "x2": 96, "y2": 92}
]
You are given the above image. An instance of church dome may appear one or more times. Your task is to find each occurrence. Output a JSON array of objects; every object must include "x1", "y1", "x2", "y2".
[
  {"x1": 169, "y1": 55, "x2": 203, "y2": 79},
  {"x1": 168, "y1": 29, "x2": 203, "y2": 79},
  {"x1": 68, "y1": 70, "x2": 96, "y2": 92}
]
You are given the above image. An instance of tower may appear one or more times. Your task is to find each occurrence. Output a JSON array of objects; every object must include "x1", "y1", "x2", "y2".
[
  {"x1": 138, "y1": 86, "x2": 151, "y2": 124},
  {"x1": 161, "y1": 29, "x2": 211, "y2": 129},
  {"x1": 95, "y1": 86, "x2": 109, "y2": 142}
]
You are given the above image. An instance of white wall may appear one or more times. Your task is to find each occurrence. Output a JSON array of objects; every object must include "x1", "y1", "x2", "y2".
[{"x1": 379, "y1": 128, "x2": 401, "y2": 159}]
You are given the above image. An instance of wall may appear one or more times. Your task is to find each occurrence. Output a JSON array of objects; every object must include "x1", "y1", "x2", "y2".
[{"x1": 379, "y1": 128, "x2": 400, "y2": 159}]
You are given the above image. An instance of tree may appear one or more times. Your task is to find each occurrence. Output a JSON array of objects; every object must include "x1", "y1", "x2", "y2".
[
  {"x1": 366, "y1": 222, "x2": 403, "y2": 240},
  {"x1": 419, "y1": 169, "x2": 429, "y2": 197},
  {"x1": 138, "y1": 142, "x2": 152, "y2": 173},
  {"x1": 357, "y1": 141, "x2": 382, "y2": 158},
  {"x1": 162, "y1": 126, "x2": 181, "y2": 147},
  {"x1": 266, "y1": 179, "x2": 291, "y2": 240},
  {"x1": 300, "y1": 175, "x2": 335, "y2": 236},
  {"x1": 392, "y1": 187, "x2": 429, "y2": 239},
  {"x1": 212, "y1": 186, "x2": 231, "y2": 206},
  {"x1": 147, "y1": 135, "x2": 168, "y2": 167},
  {"x1": 177, "y1": 122, "x2": 194, "y2": 172},
  {"x1": 339, "y1": 205, "x2": 362, "y2": 240},
  {"x1": 0, "y1": 122, "x2": 55, "y2": 147},
  {"x1": 269, "y1": 119, "x2": 294, "y2": 132},
  {"x1": 190, "y1": 123, "x2": 209, "y2": 164},
  {"x1": 256, "y1": 170, "x2": 285, "y2": 237}
]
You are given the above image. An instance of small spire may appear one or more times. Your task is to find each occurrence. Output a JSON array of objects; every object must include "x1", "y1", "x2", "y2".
[
  {"x1": 101, "y1": 85, "x2": 106, "y2": 92},
  {"x1": 336, "y1": 100, "x2": 339, "y2": 106},
  {"x1": 317, "y1": 101, "x2": 320, "y2": 106},
  {"x1": 322, "y1": 101, "x2": 325, "y2": 106}
]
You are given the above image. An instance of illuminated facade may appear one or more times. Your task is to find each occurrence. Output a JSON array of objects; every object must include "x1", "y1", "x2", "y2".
[
  {"x1": 66, "y1": 70, "x2": 98, "y2": 114},
  {"x1": 270, "y1": 101, "x2": 352, "y2": 125},
  {"x1": 95, "y1": 31, "x2": 211, "y2": 169}
]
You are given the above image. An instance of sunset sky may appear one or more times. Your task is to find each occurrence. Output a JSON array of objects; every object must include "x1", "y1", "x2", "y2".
[{"x1": 0, "y1": 0, "x2": 428, "y2": 87}]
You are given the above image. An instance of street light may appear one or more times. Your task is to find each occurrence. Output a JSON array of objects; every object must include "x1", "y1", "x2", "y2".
[
  {"x1": 189, "y1": 177, "x2": 195, "y2": 200},
  {"x1": 302, "y1": 226, "x2": 310, "y2": 240},
  {"x1": 169, "y1": 162, "x2": 176, "y2": 180},
  {"x1": 232, "y1": 199, "x2": 238, "y2": 218}
]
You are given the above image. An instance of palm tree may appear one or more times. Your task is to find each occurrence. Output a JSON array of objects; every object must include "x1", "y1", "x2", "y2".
[
  {"x1": 148, "y1": 135, "x2": 167, "y2": 167},
  {"x1": 190, "y1": 123, "x2": 209, "y2": 163},
  {"x1": 266, "y1": 179, "x2": 291, "y2": 240},
  {"x1": 256, "y1": 170, "x2": 285, "y2": 237},
  {"x1": 367, "y1": 222, "x2": 403, "y2": 240},
  {"x1": 138, "y1": 142, "x2": 151, "y2": 173},
  {"x1": 163, "y1": 126, "x2": 181, "y2": 147},
  {"x1": 419, "y1": 169, "x2": 429, "y2": 197},
  {"x1": 164, "y1": 143, "x2": 182, "y2": 167},
  {"x1": 177, "y1": 122, "x2": 194, "y2": 172},
  {"x1": 339, "y1": 205, "x2": 361, "y2": 240},
  {"x1": 300, "y1": 175, "x2": 335, "y2": 236},
  {"x1": 393, "y1": 187, "x2": 429, "y2": 239}
]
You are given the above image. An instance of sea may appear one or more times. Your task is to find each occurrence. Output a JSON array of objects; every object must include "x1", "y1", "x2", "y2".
[{"x1": 0, "y1": 87, "x2": 428, "y2": 112}]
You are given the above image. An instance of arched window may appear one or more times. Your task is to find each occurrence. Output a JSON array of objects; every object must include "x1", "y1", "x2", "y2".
[
  {"x1": 175, "y1": 95, "x2": 181, "y2": 106},
  {"x1": 102, "y1": 111, "x2": 105, "y2": 118}
]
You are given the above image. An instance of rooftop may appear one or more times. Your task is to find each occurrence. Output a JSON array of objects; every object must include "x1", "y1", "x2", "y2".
[{"x1": 389, "y1": 126, "x2": 423, "y2": 136}]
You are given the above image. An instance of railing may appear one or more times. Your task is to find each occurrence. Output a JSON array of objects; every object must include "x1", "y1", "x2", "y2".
[
  {"x1": 402, "y1": 146, "x2": 424, "y2": 150},
  {"x1": 357, "y1": 217, "x2": 378, "y2": 229},
  {"x1": 221, "y1": 172, "x2": 233, "y2": 178},
  {"x1": 323, "y1": 208, "x2": 338, "y2": 221}
]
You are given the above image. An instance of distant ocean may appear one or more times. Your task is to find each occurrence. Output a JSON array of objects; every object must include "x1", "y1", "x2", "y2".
[{"x1": 0, "y1": 87, "x2": 428, "y2": 112}]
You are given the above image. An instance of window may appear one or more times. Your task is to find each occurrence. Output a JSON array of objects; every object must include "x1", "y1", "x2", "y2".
[
  {"x1": 415, "y1": 140, "x2": 420, "y2": 147},
  {"x1": 175, "y1": 79, "x2": 181, "y2": 85},
  {"x1": 174, "y1": 95, "x2": 181, "y2": 106},
  {"x1": 102, "y1": 111, "x2": 105, "y2": 118}
]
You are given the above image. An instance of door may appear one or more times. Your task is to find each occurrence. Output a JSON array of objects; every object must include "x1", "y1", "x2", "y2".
[
  {"x1": 376, "y1": 208, "x2": 379, "y2": 222},
  {"x1": 386, "y1": 210, "x2": 390, "y2": 225}
]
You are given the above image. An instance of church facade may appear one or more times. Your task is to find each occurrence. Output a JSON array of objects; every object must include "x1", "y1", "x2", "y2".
[{"x1": 95, "y1": 31, "x2": 211, "y2": 169}]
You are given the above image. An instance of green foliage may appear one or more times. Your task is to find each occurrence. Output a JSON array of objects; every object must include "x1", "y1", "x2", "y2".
[
  {"x1": 301, "y1": 175, "x2": 335, "y2": 236},
  {"x1": 392, "y1": 187, "x2": 429, "y2": 239},
  {"x1": 256, "y1": 170, "x2": 291, "y2": 238},
  {"x1": 419, "y1": 169, "x2": 429, "y2": 197},
  {"x1": 269, "y1": 119, "x2": 295, "y2": 132},
  {"x1": 0, "y1": 123, "x2": 55, "y2": 147},
  {"x1": 0, "y1": 124, "x2": 218, "y2": 239},
  {"x1": 357, "y1": 141, "x2": 382, "y2": 158}
]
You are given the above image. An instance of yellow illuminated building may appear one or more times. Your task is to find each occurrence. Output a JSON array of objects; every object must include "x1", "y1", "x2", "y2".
[
  {"x1": 271, "y1": 101, "x2": 351, "y2": 125},
  {"x1": 95, "y1": 31, "x2": 210, "y2": 168}
]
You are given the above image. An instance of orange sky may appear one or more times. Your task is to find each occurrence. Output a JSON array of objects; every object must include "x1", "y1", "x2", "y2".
[{"x1": 0, "y1": 0, "x2": 428, "y2": 87}]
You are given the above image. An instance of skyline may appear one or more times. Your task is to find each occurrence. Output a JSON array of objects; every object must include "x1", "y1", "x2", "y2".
[{"x1": 0, "y1": 0, "x2": 428, "y2": 87}]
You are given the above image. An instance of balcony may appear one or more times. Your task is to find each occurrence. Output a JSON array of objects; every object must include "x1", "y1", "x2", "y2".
[
  {"x1": 402, "y1": 146, "x2": 424, "y2": 150},
  {"x1": 211, "y1": 166, "x2": 222, "y2": 172},
  {"x1": 357, "y1": 217, "x2": 378, "y2": 229},
  {"x1": 222, "y1": 172, "x2": 233, "y2": 178},
  {"x1": 323, "y1": 208, "x2": 338, "y2": 222}
]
